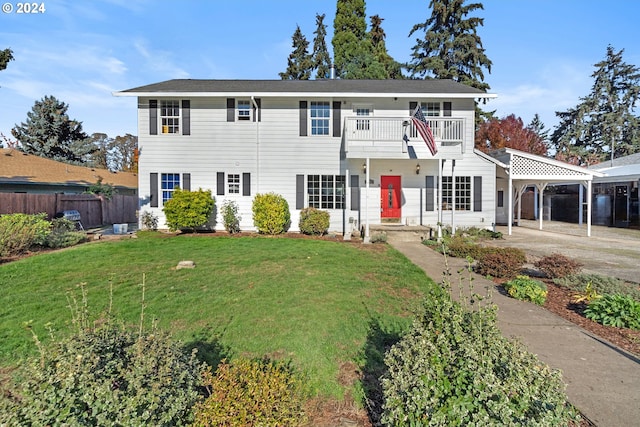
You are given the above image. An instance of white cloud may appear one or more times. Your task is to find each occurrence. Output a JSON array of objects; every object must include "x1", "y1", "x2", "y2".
[{"x1": 133, "y1": 39, "x2": 190, "y2": 79}]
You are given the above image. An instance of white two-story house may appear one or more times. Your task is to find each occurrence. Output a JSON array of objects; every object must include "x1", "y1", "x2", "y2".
[{"x1": 115, "y1": 79, "x2": 497, "y2": 237}]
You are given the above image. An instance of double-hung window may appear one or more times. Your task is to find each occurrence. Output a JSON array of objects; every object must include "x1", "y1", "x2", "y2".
[
  {"x1": 310, "y1": 101, "x2": 330, "y2": 135},
  {"x1": 422, "y1": 102, "x2": 440, "y2": 117},
  {"x1": 307, "y1": 174, "x2": 345, "y2": 209},
  {"x1": 160, "y1": 100, "x2": 180, "y2": 134},
  {"x1": 228, "y1": 174, "x2": 240, "y2": 194},
  {"x1": 161, "y1": 173, "x2": 180, "y2": 204},
  {"x1": 237, "y1": 100, "x2": 251, "y2": 121},
  {"x1": 442, "y1": 176, "x2": 471, "y2": 211},
  {"x1": 355, "y1": 106, "x2": 371, "y2": 131}
]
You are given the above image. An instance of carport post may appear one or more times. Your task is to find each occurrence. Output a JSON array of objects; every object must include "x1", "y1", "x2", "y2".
[
  {"x1": 508, "y1": 172, "x2": 513, "y2": 235},
  {"x1": 587, "y1": 180, "x2": 592, "y2": 237}
]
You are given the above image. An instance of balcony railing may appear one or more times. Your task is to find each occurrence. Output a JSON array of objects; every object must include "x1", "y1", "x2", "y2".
[{"x1": 344, "y1": 117, "x2": 465, "y2": 159}]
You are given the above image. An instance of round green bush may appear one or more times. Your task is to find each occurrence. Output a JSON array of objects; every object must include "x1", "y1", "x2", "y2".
[
  {"x1": 252, "y1": 192, "x2": 291, "y2": 234},
  {"x1": 503, "y1": 275, "x2": 548, "y2": 305},
  {"x1": 298, "y1": 207, "x2": 330, "y2": 235},
  {"x1": 0, "y1": 322, "x2": 206, "y2": 426},
  {"x1": 381, "y1": 288, "x2": 577, "y2": 426},
  {"x1": 163, "y1": 188, "x2": 215, "y2": 232}
]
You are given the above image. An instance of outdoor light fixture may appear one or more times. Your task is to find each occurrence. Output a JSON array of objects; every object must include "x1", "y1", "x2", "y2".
[
  {"x1": 416, "y1": 164, "x2": 421, "y2": 174},
  {"x1": 362, "y1": 162, "x2": 367, "y2": 174}
]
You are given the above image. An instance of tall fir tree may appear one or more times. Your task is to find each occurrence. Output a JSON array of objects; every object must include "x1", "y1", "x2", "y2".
[
  {"x1": 551, "y1": 46, "x2": 640, "y2": 165},
  {"x1": 332, "y1": 0, "x2": 367, "y2": 78},
  {"x1": 312, "y1": 14, "x2": 332, "y2": 79},
  {"x1": 11, "y1": 95, "x2": 92, "y2": 164},
  {"x1": 369, "y1": 15, "x2": 403, "y2": 79},
  {"x1": 408, "y1": 0, "x2": 492, "y2": 91},
  {"x1": 279, "y1": 25, "x2": 313, "y2": 80},
  {"x1": 528, "y1": 113, "x2": 550, "y2": 144}
]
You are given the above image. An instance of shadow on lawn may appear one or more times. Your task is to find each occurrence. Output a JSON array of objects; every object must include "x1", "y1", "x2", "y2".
[
  {"x1": 183, "y1": 326, "x2": 231, "y2": 369},
  {"x1": 360, "y1": 316, "x2": 404, "y2": 425}
]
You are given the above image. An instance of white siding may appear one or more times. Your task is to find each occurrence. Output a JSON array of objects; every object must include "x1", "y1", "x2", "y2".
[{"x1": 137, "y1": 94, "x2": 495, "y2": 232}]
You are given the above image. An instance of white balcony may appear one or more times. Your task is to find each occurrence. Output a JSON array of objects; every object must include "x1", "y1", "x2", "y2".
[{"x1": 344, "y1": 117, "x2": 465, "y2": 159}]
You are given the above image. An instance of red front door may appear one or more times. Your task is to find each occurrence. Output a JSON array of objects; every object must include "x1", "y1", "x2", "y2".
[{"x1": 381, "y1": 175, "x2": 401, "y2": 219}]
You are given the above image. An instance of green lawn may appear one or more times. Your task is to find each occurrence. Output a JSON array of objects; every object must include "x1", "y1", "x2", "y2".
[{"x1": 0, "y1": 232, "x2": 436, "y2": 397}]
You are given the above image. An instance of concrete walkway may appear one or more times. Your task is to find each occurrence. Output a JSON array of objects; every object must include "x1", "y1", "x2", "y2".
[{"x1": 386, "y1": 227, "x2": 640, "y2": 427}]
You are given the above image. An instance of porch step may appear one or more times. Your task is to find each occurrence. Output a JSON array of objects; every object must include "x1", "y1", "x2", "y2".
[{"x1": 370, "y1": 225, "x2": 433, "y2": 242}]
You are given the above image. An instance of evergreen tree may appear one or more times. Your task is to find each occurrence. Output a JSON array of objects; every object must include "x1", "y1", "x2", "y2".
[
  {"x1": 528, "y1": 113, "x2": 550, "y2": 144},
  {"x1": 11, "y1": 95, "x2": 92, "y2": 164},
  {"x1": 551, "y1": 46, "x2": 640, "y2": 165},
  {"x1": 279, "y1": 25, "x2": 313, "y2": 80},
  {"x1": 369, "y1": 15, "x2": 403, "y2": 79},
  {"x1": 0, "y1": 48, "x2": 13, "y2": 72},
  {"x1": 408, "y1": 0, "x2": 492, "y2": 92},
  {"x1": 333, "y1": 0, "x2": 367, "y2": 77},
  {"x1": 311, "y1": 14, "x2": 332, "y2": 79}
]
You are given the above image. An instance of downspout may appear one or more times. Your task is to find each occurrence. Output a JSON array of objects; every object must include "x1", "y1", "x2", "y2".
[{"x1": 251, "y1": 96, "x2": 260, "y2": 193}]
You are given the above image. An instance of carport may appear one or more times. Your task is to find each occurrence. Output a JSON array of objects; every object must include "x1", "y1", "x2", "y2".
[{"x1": 485, "y1": 148, "x2": 604, "y2": 237}]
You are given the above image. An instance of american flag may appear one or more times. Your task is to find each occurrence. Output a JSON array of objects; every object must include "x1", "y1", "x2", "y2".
[{"x1": 411, "y1": 105, "x2": 437, "y2": 156}]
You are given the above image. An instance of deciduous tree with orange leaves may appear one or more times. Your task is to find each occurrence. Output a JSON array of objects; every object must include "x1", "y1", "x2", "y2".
[{"x1": 475, "y1": 114, "x2": 549, "y2": 155}]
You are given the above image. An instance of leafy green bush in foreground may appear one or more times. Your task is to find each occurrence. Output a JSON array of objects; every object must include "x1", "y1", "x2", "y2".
[
  {"x1": 381, "y1": 286, "x2": 577, "y2": 426},
  {"x1": 0, "y1": 292, "x2": 206, "y2": 426},
  {"x1": 0, "y1": 212, "x2": 51, "y2": 257},
  {"x1": 163, "y1": 188, "x2": 215, "y2": 232},
  {"x1": 193, "y1": 357, "x2": 306, "y2": 426},
  {"x1": 252, "y1": 192, "x2": 291, "y2": 234}
]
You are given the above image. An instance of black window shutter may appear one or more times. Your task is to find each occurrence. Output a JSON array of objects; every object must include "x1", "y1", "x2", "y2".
[
  {"x1": 409, "y1": 101, "x2": 417, "y2": 115},
  {"x1": 150, "y1": 173, "x2": 158, "y2": 207},
  {"x1": 227, "y1": 98, "x2": 235, "y2": 122},
  {"x1": 474, "y1": 176, "x2": 482, "y2": 212},
  {"x1": 350, "y1": 175, "x2": 360, "y2": 210},
  {"x1": 443, "y1": 101, "x2": 452, "y2": 117},
  {"x1": 182, "y1": 100, "x2": 190, "y2": 135},
  {"x1": 182, "y1": 173, "x2": 191, "y2": 191},
  {"x1": 253, "y1": 98, "x2": 261, "y2": 122},
  {"x1": 425, "y1": 176, "x2": 435, "y2": 211},
  {"x1": 149, "y1": 100, "x2": 158, "y2": 135},
  {"x1": 299, "y1": 101, "x2": 307, "y2": 136},
  {"x1": 332, "y1": 101, "x2": 341, "y2": 137},
  {"x1": 217, "y1": 172, "x2": 225, "y2": 195},
  {"x1": 296, "y1": 174, "x2": 304, "y2": 209},
  {"x1": 242, "y1": 173, "x2": 251, "y2": 196}
]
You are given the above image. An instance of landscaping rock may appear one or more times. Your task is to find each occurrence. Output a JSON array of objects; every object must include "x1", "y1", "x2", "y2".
[{"x1": 176, "y1": 260, "x2": 196, "y2": 270}]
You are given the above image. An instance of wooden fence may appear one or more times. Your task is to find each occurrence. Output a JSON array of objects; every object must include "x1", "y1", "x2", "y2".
[{"x1": 0, "y1": 193, "x2": 138, "y2": 229}]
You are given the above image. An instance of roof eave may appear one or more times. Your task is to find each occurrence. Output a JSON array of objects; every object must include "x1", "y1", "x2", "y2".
[{"x1": 113, "y1": 90, "x2": 497, "y2": 99}]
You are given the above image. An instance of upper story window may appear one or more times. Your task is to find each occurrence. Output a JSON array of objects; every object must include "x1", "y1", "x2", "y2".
[
  {"x1": 355, "y1": 106, "x2": 371, "y2": 131},
  {"x1": 310, "y1": 101, "x2": 330, "y2": 135},
  {"x1": 237, "y1": 100, "x2": 251, "y2": 121},
  {"x1": 160, "y1": 100, "x2": 180, "y2": 134},
  {"x1": 422, "y1": 102, "x2": 440, "y2": 117}
]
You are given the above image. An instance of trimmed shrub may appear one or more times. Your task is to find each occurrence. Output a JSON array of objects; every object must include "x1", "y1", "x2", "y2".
[
  {"x1": 445, "y1": 236, "x2": 483, "y2": 260},
  {"x1": 381, "y1": 288, "x2": 577, "y2": 426},
  {"x1": 252, "y1": 192, "x2": 290, "y2": 235},
  {"x1": 0, "y1": 322, "x2": 206, "y2": 426},
  {"x1": 298, "y1": 207, "x2": 329, "y2": 235},
  {"x1": 503, "y1": 275, "x2": 548, "y2": 305},
  {"x1": 585, "y1": 294, "x2": 640, "y2": 330},
  {"x1": 370, "y1": 231, "x2": 388, "y2": 243},
  {"x1": 163, "y1": 188, "x2": 215, "y2": 232},
  {"x1": 0, "y1": 213, "x2": 51, "y2": 258},
  {"x1": 534, "y1": 253, "x2": 582, "y2": 279},
  {"x1": 44, "y1": 218, "x2": 86, "y2": 249},
  {"x1": 139, "y1": 210, "x2": 158, "y2": 230},
  {"x1": 475, "y1": 247, "x2": 526, "y2": 279},
  {"x1": 192, "y1": 358, "x2": 306, "y2": 426},
  {"x1": 221, "y1": 200, "x2": 241, "y2": 233}
]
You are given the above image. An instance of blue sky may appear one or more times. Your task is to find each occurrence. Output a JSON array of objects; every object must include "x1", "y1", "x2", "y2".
[{"x1": 0, "y1": 0, "x2": 638, "y2": 139}]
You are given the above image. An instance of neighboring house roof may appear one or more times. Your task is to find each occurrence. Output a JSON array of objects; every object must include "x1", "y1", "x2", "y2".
[
  {"x1": 0, "y1": 149, "x2": 137, "y2": 190},
  {"x1": 114, "y1": 79, "x2": 497, "y2": 99},
  {"x1": 588, "y1": 153, "x2": 640, "y2": 183}
]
